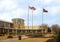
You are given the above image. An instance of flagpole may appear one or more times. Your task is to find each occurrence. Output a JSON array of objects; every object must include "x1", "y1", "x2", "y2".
[
  {"x1": 32, "y1": 10, "x2": 33, "y2": 30},
  {"x1": 28, "y1": 6, "x2": 29, "y2": 30},
  {"x1": 42, "y1": 8, "x2": 48, "y2": 25},
  {"x1": 41, "y1": 9, "x2": 44, "y2": 34},
  {"x1": 29, "y1": 6, "x2": 35, "y2": 30},
  {"x1": 42, "y1": 12, "x2": 43, "y2": 25}
]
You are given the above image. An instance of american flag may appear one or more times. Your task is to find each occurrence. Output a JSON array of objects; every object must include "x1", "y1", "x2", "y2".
[{"x1": 29, "y1": 6, "x2": 36, "y2": 10}]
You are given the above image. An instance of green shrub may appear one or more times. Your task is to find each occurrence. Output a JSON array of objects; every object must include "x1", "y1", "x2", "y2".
[{"x1": 56, "y1": 31, "x2": 60, "y2": 42}]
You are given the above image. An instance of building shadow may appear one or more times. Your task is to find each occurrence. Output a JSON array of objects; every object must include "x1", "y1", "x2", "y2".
[
  {"x1": 46, "y1": 38, "x2": 56, "y2": 42},
  {"x1": 28, "y1": 36, "x2": 42, "y2": 38},
  {"x1": 28, "y1": 36, "x2": 55, "y2": 38}
]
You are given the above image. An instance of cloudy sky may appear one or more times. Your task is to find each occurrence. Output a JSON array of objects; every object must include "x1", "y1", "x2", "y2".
[{"x1": 0, "y1": 0, "x2": 60, "y2": 26}]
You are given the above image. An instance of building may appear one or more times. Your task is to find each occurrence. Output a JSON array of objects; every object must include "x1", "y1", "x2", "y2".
[
  {"x1": 12, "y1": 18, "x2": 25, "y2": 29},
  {"x1": 0, "y1": 20, "x2": 13, "y2": 35},
  {"x1": 0, "y1": 18, "x2": 48, "y2": 36},
  {"x1": 0, "y1": 18, "x2": 25, "y2": 35},
  {"x1": 25, "y1": 26, "x2": 48, "y2": 33}
]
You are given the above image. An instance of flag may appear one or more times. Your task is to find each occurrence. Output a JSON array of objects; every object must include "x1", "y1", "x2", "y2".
[
  {"x1": 29, "y1": 6, "x2": 32, "y2": 9},
  {"x1": 29, "y1": 6, "x2": 36, "y2": 10},
  {"x1": 31, "y1": 7, "x2": 36, "y2": 10},
  {"x1": 43, "y1": 8, "x2": 48, "y2": 12}
]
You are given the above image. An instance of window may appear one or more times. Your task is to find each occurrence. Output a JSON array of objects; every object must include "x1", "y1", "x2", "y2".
[
  {"x1": 17, "y1": 19, "x2": 21, "y2": 23},
  {"x1": 12, "y1": 19, "x2": 16, "y2": 23},
  {"x1": 0, "y1": 22, "x2": 4, "y2": 27},
  {"x1": 18, "y1": 23, "x2": 20, "y2": 28}
]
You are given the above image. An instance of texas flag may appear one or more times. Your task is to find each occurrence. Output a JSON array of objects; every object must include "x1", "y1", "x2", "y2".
[{"x1": 43, "y1": 8, "x2": 48, "y2": 12}]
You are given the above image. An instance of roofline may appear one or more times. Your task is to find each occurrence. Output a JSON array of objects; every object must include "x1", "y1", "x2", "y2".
[
  {"x1": 12, "y1": 18, "x2": 24, "y2": 21},
  {"x1": 0, "y1": 20, "x2": 12, "y2": 23}
]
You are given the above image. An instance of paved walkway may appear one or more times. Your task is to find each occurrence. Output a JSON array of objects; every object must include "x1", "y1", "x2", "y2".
[
  {"x1": 0, "y1": 36, "x2": 53, "y2": 42},
  {"x1": 0, "y1": 34, "x2": 54, "y2": 42},
  {"x1": 0, "y1": 38, "x2": 52, "y2": 42}
]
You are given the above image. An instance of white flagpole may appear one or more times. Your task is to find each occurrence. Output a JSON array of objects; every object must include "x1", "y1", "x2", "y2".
[
  {"x1": 32, "y1": 10, "x2": 33, "y2": 30},
  {"x1": 41, "y1": 9, "x2": 44, "y2": 34},
  {"x1": 27, "y1": 6, "x2": 29, "y2": 32},
  {"x1": 42, "y1": 12, "x2": 43, "y2": 25}
]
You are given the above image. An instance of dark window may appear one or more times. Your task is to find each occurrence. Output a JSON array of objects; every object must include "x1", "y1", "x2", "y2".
[
  {"x1": 18, "y1": 23, "x2": 20, "y2": 28},
  {"x1": 0, "y1": 22, "x2": 4, "y2": 27}
]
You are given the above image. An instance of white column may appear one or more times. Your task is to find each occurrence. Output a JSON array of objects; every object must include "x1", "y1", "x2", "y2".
[{"x1": 8, "y1": 23, "x2": 10, "y2": 35}]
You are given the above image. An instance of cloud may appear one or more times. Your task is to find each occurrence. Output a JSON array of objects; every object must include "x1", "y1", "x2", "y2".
[
  {"x1": 43, "y1": 0, "x2": 53, "y2": 4},
  {"x1": 47, "y1": 6, "x2": 60, "y2": 16},
  {"x1": 0, "y1": 0, "x2": 60, "y2": 26},
  {"x1": 0, "y1": 0, "x2": 28, "y2": 21},
  {"x1": 0, "y1": 0, "x2": 18, "y2": 14},
  {"x1": 0, "y1": 0, "x2": 17, "y2": 9}
]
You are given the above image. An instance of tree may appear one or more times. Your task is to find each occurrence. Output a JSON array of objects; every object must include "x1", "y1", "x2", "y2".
[
  {"x1": 47, "y1": 27, "x2": 51, "y2": 33},
  {"x1": 51, "y1": 24, "x2": 59, "y2": 33}
]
